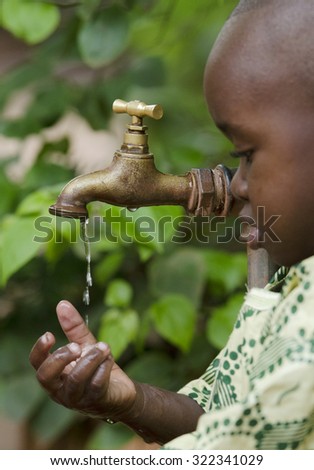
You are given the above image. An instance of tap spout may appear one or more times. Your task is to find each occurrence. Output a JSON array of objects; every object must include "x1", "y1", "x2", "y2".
[
  {"x1": 49, "y1": 99, "x2": 235, "y2": 220},
  {"x1": 49, "y1": 152, "x2": 196, "y2": 219}
]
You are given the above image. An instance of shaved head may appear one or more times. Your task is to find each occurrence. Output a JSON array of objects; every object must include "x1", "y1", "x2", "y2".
[
  {"x1": 206, "y1": 0, "x2": 314, "y2": 109},
  {"x1": 203, "y1": 0, "x2": 314, "y2": 266}
]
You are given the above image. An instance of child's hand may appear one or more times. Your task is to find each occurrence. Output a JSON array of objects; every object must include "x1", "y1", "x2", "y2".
[{"x1": 29, "y1": 300, "x2": 136, "y2": 420}]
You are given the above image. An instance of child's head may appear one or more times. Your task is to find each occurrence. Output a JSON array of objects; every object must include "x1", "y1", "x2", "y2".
[{"x1": 204, "y1": 0, "x2": 314, "y2": 267}]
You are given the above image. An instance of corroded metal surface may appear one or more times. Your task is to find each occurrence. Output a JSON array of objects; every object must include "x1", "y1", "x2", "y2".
[{"x1": 49, "y1": 100, "x2": 234, "y2": 221}]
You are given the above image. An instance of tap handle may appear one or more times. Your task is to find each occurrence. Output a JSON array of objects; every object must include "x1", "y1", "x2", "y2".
[{"x1": 113, "y1": 99, "x2": 163, "y2": 121}]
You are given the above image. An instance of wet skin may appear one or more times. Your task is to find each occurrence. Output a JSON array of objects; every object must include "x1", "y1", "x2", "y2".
[
  {"x1": 29, "y1": 301, "x2": 136, "y2": 418},
  {"x1": 204, "y1": 7, "x2": 314, "y2": 267},
  {"x1": 30, "y1": 301, "x2": 203, "y2": 439}
]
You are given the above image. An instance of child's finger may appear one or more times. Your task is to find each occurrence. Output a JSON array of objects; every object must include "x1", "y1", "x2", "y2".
[
  {"x1": 89, "y1": 353, "x2": 114, "y2": 394},
  {"x1": 62, "y1": 343, "x2": 111, "y2": 403},
  {"x1": 36, "y1": 343, "x2": 81, "y2": 393},
  {"x1": 56, "y1": 300, "x2": 96, "y2": 347},
  {"x1": 29, "y1": 332, "x2": 56, "y2": 370}
]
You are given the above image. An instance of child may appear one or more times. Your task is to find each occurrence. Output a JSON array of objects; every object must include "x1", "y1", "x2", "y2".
[{"x1": 30, "y1": 0, "x2": 314, "y2": 449}]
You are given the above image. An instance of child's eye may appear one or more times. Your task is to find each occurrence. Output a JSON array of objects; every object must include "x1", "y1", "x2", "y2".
[{"x1": 229, "y1": 149, "x2": 254, "y2": 164}]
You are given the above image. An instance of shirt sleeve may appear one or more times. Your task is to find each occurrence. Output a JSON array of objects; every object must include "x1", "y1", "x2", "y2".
[
  {"x1": 166, "y1": 336, "x2": 314, "y2": 449},
  {"x1": 164, "y1": 270, "x2": 314, "y2": 450}
]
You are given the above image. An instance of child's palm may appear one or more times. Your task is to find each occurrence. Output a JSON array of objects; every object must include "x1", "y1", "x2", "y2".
[{"x1": 29, "y1": 301, "x2": 136, "y2": 419}]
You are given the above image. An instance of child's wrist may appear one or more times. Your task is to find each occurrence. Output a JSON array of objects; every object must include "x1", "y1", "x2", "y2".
[{"x1": 103, "y1": 380, "x2": 144, "y2": 424}]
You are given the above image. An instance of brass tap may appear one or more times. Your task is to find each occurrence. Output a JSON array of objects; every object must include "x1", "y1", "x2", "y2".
[{"x1": 49, "y1": 99, "x2": 234, "y2": 220}]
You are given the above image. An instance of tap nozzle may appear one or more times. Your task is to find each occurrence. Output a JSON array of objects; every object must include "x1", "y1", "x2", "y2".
[
  {"x1": 48, "y1": 99, "x2": 193, "y2": 219},
  {"x1": 48, "y1": 99, "x2": 234, "y2": 221}
]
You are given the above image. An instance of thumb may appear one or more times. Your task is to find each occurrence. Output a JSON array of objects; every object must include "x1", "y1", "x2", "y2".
[{"x1": 56, "y1": 300, "x2": 96, "y2": 347}]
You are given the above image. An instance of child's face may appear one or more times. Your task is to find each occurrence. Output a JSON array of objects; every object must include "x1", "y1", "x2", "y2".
[{"x1": 204, "y1": 12, "x2": 314, "y2": 267}]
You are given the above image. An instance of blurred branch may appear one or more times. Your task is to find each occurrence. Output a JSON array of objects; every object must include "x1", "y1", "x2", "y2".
[
  {"x1": 54, "y1": 47, "x2": 133, "y2": 84},
  {"x1": 38, "y1": 0, "x2": 112, "y2": 7},
  {"x1": 39, "y1": 0, "x2": 82, "y2": 6}
]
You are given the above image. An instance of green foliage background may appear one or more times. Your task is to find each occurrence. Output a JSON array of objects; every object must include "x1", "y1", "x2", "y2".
[{"x1": 0, "y1": 0, "x2": 246, "y2": 449}]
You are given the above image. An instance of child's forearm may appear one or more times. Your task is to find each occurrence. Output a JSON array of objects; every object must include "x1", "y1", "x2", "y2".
[{"x1": 108, "y1": 381, "x2": 204, "y2": 445}]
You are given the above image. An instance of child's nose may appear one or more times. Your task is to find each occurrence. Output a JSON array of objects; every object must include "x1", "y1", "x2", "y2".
[{"x1": 230, "y1": 166, "x2": 249, "y2": 202}]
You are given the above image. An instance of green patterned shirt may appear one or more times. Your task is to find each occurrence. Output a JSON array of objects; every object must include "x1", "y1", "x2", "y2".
[{"x1": 164, "y1": 255, "x2": 314, "y2": 450}]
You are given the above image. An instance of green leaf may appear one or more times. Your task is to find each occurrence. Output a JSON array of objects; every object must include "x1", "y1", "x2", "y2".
[
  {"x1": 99, "y1": 205, "x2": 182, "y2": 254},
  {"x1": 126, "y1": 205, "x2": 183, "y2": 251},
  {"x1": 203, "y1": 250, "x2": 247, "y2": 295},
  {"x1": 78, "y1": 8, "x2": 129, "y2": 68},
  {"x1": 131, "y1": 56, "x2": 166, "y2": 87},
  {"x1": 148, "y1": 248, "x2": 207, "y2": 307},
  {"x1": 22, "y1": 163, "x2": 73, "y2": 192},
  {"x1": 105, "y1": 279, "x2": 133, "y2": 308},
  {"x1": 149, "y1": 294, "x2": 197, "y2": 353},
  {"x1": 0, "y1": 167, "x2": 18, "y2": 217},
  {"x1": 94, "y1": 251, "x2": 124, "y2": 285},
  {"x1": 0, "y1": 61, "x2": 50, "y2": 112},
  {"x1": 125, "y1": 351, "x2": 180, "y2": 390},
  {"x1": 137, "y1": 244, "x2": 155, "y2": 262},
  {"x1": 98, "y1": 308, "x2": 139, "y2": 359},
  {"x1": 0, "y1": 82, "x2": 79, "y2": 138},
  {"x1": 0, "y1": 216, "x2": 41, "y2": 285},
  {"x1": 206, "y1": 292, "x2": 244, "y2": 350},
  {"x1": 78, "y1": 0, "x2": 102, "y2": 21},
  {"x1": 0, "y1": 373, "x2": 44, "y2": 421},
  {"x1": 1, "y1": 0, "x2": 60, "y2": 44},
  {"x1": 17, "y1": 184, "x2": 64, "y2": 217}
]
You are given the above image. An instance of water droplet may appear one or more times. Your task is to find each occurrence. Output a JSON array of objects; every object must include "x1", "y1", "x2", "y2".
[
  {"x1": 83, "y1": 286, "x2": 90, "y2": 306},
  {"x1": 127, "y1": 207, "x2": 138, "y2": 213},
  {"x1": 86, "y1": 271, "x2": 93, "y2": 287},
  {"x1": 81, "y1": 218, "x2": 93, "y2": 309}
]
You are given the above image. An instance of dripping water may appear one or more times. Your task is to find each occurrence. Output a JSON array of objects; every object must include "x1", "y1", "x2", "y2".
[
  {"x1": 81, "y1": 218, "x2": 93, "y2": 325},
  {"x1": 127, "y1": 207, "x2": 138, "y2": 213}
]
